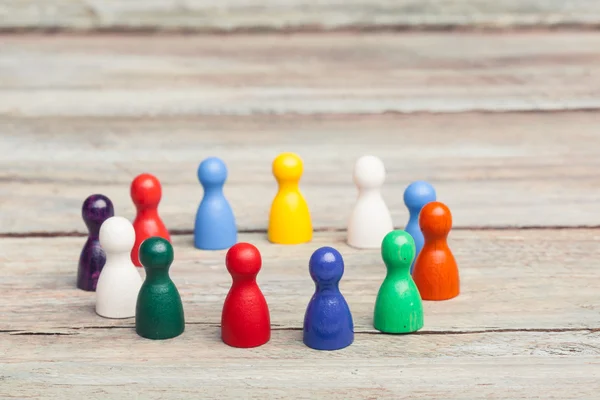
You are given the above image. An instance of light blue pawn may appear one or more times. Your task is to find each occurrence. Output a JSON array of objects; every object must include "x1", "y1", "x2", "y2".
[
  {"x1": 403, "y1": 181, "x2": 436, "y2": 273},
  {"x1": 194, "y1": 157, "x2": 237, "y2": 250}
]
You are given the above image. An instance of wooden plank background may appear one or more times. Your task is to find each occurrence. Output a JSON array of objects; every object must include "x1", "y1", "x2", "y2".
[
  {"x1": 2, "y1": 0, "x2": 600, "y2": 31},
  {"x1": 2, "y1": 111, "x2": 600, "y2": 234},
  {"x1": 3, "y1": 328, "x2": 599, "y2": 399},
  {"x1": 3, "y1": 230, "x2": 600, "y2": 333},
  {"x1": 2, "y1": 230, "x2": 600, "y2": 398},
  {"x1": 1, "y1": 33, "x2": 599, "y2": 116},
  {"x1": 2, "y1": 328, "x2": 599, "y2": 399},
  {"x1": 2, "y1": 2, "x2": 600, "y2": 398},
  {"x1": 1, "y1": 33, "x2": 600, "y2": 234}
]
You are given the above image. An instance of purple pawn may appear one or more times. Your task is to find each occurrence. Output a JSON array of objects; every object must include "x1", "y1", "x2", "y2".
[{"x1": 77, "y1": 194, "x2": 114, "y2": 291}]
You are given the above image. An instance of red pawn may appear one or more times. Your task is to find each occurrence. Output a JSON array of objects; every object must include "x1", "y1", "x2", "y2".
[
  {"x1": 130, "y1": 173, "x2": 171, "y2": 267},
  {"x1": 221, "y1": 243, "x2": 271, "y2": 348}
]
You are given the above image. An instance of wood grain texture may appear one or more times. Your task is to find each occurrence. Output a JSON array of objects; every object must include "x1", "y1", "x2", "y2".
[
  {"x1": 1, "y1": 33, "x2": 600, "y2": 116},
  {"x1": 2, "y1": 230, "x2": 599, "y2": 332},
  {"x1": 1, "y1": 0, "x2": 600, "y2": 31},
  {"x1": 1, "y1": 112, "x2": 599, "y2": 234},
  {"x1": 1, "y1": 326, "x2": 599, "y2": 399}
]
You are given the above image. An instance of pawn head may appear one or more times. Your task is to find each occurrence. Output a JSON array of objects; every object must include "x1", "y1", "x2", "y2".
[
  {"x1": 198, "y1": 157, "x2": 228, "y2": 188},
  {"x1": 99, "y1": 216, "x2": 135, "y2": 254},
  {"x1": 139, "y1": 237, "x2": 174, "y2": 271},
  {"x1": 381, "y1": 230, "x2": 415, "y2": 271},
  {"x1": 225, "y1": 242, "x2": 262, "y2": 279},
  {"x1": 309, "y1": 246, "x2": 344, "y2": 286},
  {"x1": 131, "y1": 173, "x2": 162, "y2": 209},
  {"x1": 419, "y1": 201, "x2": 452, "y2": 239},
  {"x1": 272, "y1": 152, "x2": 303, "y2": 182},
  {"x1": 82, "y1": 194, "x2": 114, "y2": 234},
  {"x1": 353, "y1": 155, "x2": 386, "y2": 189},
  {"x1": 404, "y1": 181, "x2": 436, "y2": 211}
]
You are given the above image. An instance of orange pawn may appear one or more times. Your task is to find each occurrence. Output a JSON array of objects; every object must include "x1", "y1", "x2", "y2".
[
  {"x1": 130, "y1": 173, "x2": 171, "y2": 267},
  {"x1": 412, "y1": 201, "x2": 459, "y2": 300}
]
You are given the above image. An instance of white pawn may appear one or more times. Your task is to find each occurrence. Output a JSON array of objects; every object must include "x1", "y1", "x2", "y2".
[
  {"x1": 96, "y1": 216, "x2": 143, "y2": 319},
  {"x1": 347, "y1": 155, "x2": 394, "y2": 248}
]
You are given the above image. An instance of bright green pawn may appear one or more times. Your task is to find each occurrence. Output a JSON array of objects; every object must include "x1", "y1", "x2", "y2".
[
  {"x1": 374, "y1": 230, "x2": 424, "y2": 333},
  {"x1": 136, "y1": 237, "x2": 185, "y2": 340}
]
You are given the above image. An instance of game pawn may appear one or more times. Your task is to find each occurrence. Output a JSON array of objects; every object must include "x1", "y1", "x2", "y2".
[
  {"x1": 136, "y1": 237, "x2": 185, "y2": 340},
  {"x1": 303, "y1": 247, "x2": 354, "y2": 351},
  {"x1": 77, "y1": 194, "x2": 114, "y2": 291},
  {"x1": 268, "y1": 152, "x2": 312, "y2": 244},
  {"x1": 96, "y1": 216, "x2": 143, "y2": 319},
  {"x1": 221, "y1": 243, "x2": 270, "y2": 348},
  {"x1": 194, "y1": 157, "x2": 237, "y2": 250},
  {"x1": 130, "y1": 173, "x2": 171, "y2": 266},
  {"x1": 403, "y1": 181, "x2": 436, "y2": 273},
  {"x1": 412, "y1": 201, "x2": 460, "y2": 301},
  {"x1": 347, "y1": 155, "x2": 393, "y2": 248},
  {"x1": 373, "y1": 230, "x2": 424, "y2": 333}
]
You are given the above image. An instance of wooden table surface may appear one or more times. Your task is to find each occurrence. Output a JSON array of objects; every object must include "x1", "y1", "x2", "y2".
[{"x1": 1, "y1": 2, "x2": 600, "y2": 398}]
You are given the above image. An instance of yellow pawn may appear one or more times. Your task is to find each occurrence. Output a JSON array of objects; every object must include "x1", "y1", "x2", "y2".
[{"x1": 268, "y1": 153, "x2": 313, "y2": 244}]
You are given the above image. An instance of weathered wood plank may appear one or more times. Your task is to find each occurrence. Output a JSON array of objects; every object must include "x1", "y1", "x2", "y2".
[
  {"x1": 1, "y1": 0, "x2": 600, "y2": 31},
  {"x1": 1, "y1": 33, "x2": 600, "y2": 116},
  {"x1": 1, "y1": 327, "x2": 599, "y2": 399},
  {"x1": 1, "y1": 230, "x2": 599, "y2": 332},
  {"x1": 1, "y1": 112, "x2": 599, "y2": 234}
]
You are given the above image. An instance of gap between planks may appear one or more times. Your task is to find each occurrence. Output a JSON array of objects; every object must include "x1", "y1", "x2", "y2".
[
  {"x1": 3, "y1": 25, "x2": 600, "y2": 35},
  {"x1": 3, "y1": 225, "x2": 600, "y2": 239},
  {"x1": 3, "y1": 326, "x2": 600, "y2": 337},
  {"x1": 2, "y1": 0, "x2": 600, "y2": 33}
]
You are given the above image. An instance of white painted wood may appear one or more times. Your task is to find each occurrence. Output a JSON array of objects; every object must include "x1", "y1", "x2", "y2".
[
  {"x1": 0, "y1": 33, "x2": 599, "y2": 117},
  {"x1": 1, "y1": 327, "x2": 599, "y2": 399},
  {"x1": 1, "y1": 111, "x2": 599, "y2": 234},
  {"x1": 1, "y1": 0, "x2": 599, "y2": 31},
  {"x1": 95, "y1": 216, "x2": 142, "y2": 318},
  {"x1": 347, "y1": 155, "x2": 393, "y2": 249},
  {"x1": 1, "y1": 230, "x2": 599, "y2": 332},
  {"x1": 0, "y1": 28, "x2": 596, "y2": 397}
]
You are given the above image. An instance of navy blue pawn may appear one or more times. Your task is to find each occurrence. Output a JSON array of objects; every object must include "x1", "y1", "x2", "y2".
[
  {"x1": 303, "y1": 247, "x2": 354, "y2": 351},
  {"x1": 403, "y1": 181, "x2": 436, "y2": 273},
  {"x1": 194, "y1": 157, "x2": 237, "y2": 250}
]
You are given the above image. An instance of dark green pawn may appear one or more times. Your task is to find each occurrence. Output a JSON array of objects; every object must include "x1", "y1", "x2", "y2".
[
  {"x1": 136, "y1": 237, "x2": 185, "y2": 340},
  {"x1": 373, "y1": 230, "x2": 424, "y2": 333}
]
